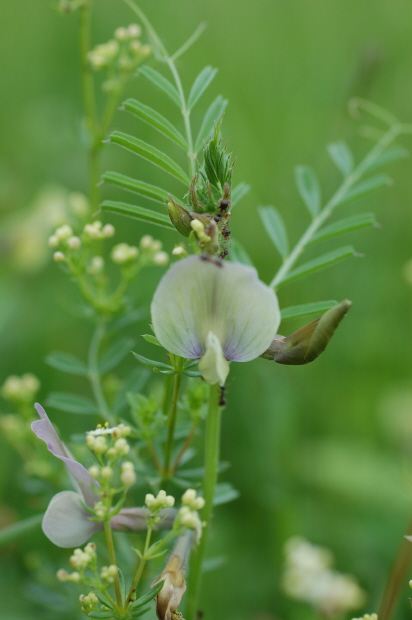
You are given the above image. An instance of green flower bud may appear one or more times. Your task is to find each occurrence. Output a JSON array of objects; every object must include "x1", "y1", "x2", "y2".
[
  {"x1": 166, "y1": 199, "x2": 193, "y2": 237},
  {"x1": 262, "y1": 300, "x2": 352, "y2": 365}
]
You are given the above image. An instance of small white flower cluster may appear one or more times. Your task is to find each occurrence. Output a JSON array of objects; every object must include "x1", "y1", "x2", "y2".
[
  {"x1": 281, "y1": 537, "x2": 365, "y2": 616},
  {"x1": 48, "y1": 224, "x2": 82, "y2": 263},
  {"x1": 140, "y1": 235, "x2": 169, "y2": 266},
  {"x1": 79, "y1": 592, "x2": 99, "y2": 614},
  {"x1": 174, "y1": 489, "x2": 205, "y2": 542},
  {"x1": 83, "y1": 221, "x2": 115, "y2": 241},
  {"x1": 111, "y1": 242, "x2": 139, "y2": 265},
  {"x1": 352, "y1": 614, "x2": 378, "y2": 620},
  {"x1": 69, "y1": 543, "x2": 96, "y2": 571},
  {"x1": 145, "y1": 489, "x2": 175, "y2": 512},
  {"x1": 100, "y1": 564, "x2": 118, "y2": 583},
  {"x1": 1, "y1": 373, "x2": 40, "y2": 404},
  {"x1": 87, "y1": 23, "x2": 151, "y2": 89},
  {"x1": 86, "y1": 434, "x2": 131, "y2": 459}
]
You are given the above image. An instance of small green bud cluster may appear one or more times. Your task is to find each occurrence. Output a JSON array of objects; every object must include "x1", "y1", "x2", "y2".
[
  {"x1": 172, "y1": 489, "x2": 205, "y2": 542},
  {"x1": 140, "y1": 235, "x2": 169, "y2": 266},
  {"x1": 88, "y1": 24, "x2": 151, "y2": 92},
  {"x1": 1, "y1": 373, "x2": 40, "y2": 405},
  {"x1": 100, "y1": 564, "x2": 118, "y2": 583},
  {"x1": 145, "y1": 489, "x2": 175, "y2": 512},
  {"x1": 79, "y1": 592, "x2": 99, "y2": 614},
  {"x1": 57, "y1": 543, "x2": 97, "y2": 584}
]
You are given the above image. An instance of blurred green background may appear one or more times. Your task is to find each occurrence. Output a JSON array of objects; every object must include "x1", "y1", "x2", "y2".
[{"x1": 2, "y1": 1, "x2": 412, "y2": 619}]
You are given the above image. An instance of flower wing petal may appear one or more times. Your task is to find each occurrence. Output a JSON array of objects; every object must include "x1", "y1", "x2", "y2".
[
  {"x1": 151, "y1": 256, "x2": 280, "y2": 363},
  {"x1": 32, "y1": 403, "x2": 98, "y2": 507},
  {"x1": 42, "y1": 491, "x2": 101, "y2": 548}
]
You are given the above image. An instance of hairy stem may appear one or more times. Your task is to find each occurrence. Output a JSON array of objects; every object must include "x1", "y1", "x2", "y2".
[
  {"x1": 103, "y1": 520, "x2": 123, "y2": 607},
  {"x1": 270, "y1": 123, "x2": 403, "y2": 289},
  {"x1": 88, "y1": 321, "x2": 114, "y2": 425},
  {"x1": 186, "y1": 383, "x2": 222, "y2": 620}
]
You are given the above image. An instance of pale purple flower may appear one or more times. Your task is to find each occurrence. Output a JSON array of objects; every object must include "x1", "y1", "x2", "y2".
[
  {"x1": 151, "y1": 256, "x2": 280, "y2": 385},
  {"x1": 32, "y1": 404, "x2": 174, "y2": 548}
]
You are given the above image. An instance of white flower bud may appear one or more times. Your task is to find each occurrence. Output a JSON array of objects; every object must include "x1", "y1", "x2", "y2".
[
  {"x1": 92, "y1": 436, "x2": 108, "y2": 455},
  {"x1": 55, "y1": 224, "x2": 73, "y2": 241},
  {"x1": 121, "y1": 466, "x2": 136, "y2": 487},
  {"x1": 53, "y1": 251, "x2": 65, "y2": 262},
  {"x1": 114, "y1": 437, "x2": 130, "y2": 456},
  {"x1": 127, "y1": 23, "x2": 141, "y2": 38},
  {"x1": 57, "y1": 569, "x2": 69, "y2": 582},
  {"x1": 172, "y1": 246, "x2": 186, "y2": 256},
  {"x1": 86, "y1": 434, "x2": 96, "y2": 450},
  {"x1": 100, "y1": 466, "x2": 113, "y2": 480},
  {"x1": 153, "y1": 251, "x2": 169, "y2": 266},
  {"x1": 88, "y1": 465, "x2": 100, "y2": 479},
  {"x1": 115, "y1": 27, "x2": 128, "y2": 41},
  {"x1": 140, "y1": 234, "x2": 154, "y2": 249},
  {"x1": 87, "y1": 256, "x2": 104, "y2": 274},
  {"x1": 67, "y1": 236, "x2": 81, "y2": 250},
  {"x1": 48, "y1": 235, "x2": 59, "y2": 248},
  {"x1": 130, "y1": 40, "x2": 142, "y2": 54},
  {"x1": 84, "y1": 543, "x2": 96, "y2": 559},
  {"x1": 102, "y1": 223, "x2": 115, "y2": 238},
  {"x1": 182, "y1": 488, "x2": 205, "y2": 510},
  {"x1": 111, "y1": 243, "x2": 138, "y2": 264}
]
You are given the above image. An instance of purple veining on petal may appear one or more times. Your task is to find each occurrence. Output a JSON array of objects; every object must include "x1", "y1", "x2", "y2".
[{"x1": 32, "y1": 403, "x2": 99, "y2": 507}]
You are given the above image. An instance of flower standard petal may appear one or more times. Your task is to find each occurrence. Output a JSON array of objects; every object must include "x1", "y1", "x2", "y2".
[
  {"x1": 32, "y1": 403, "x2": 99, "y2": 507},
  {"x1": 151, "y1": 255, "x2": 280, "y2": 374},
  {"x1": 42, "y1": 491, "x2": 102, "y2": 548}
]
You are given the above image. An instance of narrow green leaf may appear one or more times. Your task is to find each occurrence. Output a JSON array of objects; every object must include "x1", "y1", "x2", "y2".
[
  {"x1": 45, "y1": 392, "x2": 98, "y2": 415},
  {"x1": 231, "y1": 182, "x2": 250, "y2": 207},
  {"x1": 129, "y1": 606, "x2": 152, "y2": 618},
  {"x1": 328, "y1": 141, "x2": 354, "y2": 176},
  {"x1": 130, "y1": 581, "x2": 165, "y2": 610},
  {"x1": 337, "y1": 174, "x2": 392, "y2": 206},
  {"x1": 102, "y1": 172, "x2": 170, "y2": 204},
  {"x1": 142, "y1": 334, "x2": 162, "y2": 347},
  {"x1": 87, "y1": 612, "x2": 114, "y2": 619},
  {"x1": 280, "y1": 300, "x2": 338, "y2": 320},
  {"x1": 258, "y1": 206, "x2": 289, "y2": 257},
  {"x1": 99, "y1": 338, "x2": 135, "y2": 374},
  {"x1": 229, "y1": 239, "x2": 254, "y2": 266},
  {"x1": 123, "y1": 98, "x2": 188, "y2": 150},
  {"x1": 195, "y1": 95, "x2": 228, "y2": 153},
  {"x1": 93, "y1": 592, "x2": 113, "y2": 610},
  {"x1": 138, "y1": 65, "x2": 181, "y2": 107},
  {"x1": 213, "y1": 482, "x2": 240, "y2": 506},
  {"x1": 132, "y1": 352, "x2": 174, "y2": 372},
  {"x1": 295, "y1": 165, "x2": 321, "y2": 216},
  {"x1": 109, "y1": 131, "x2": 190, "y2": 185},
  {"x1": 100, "y1": 201, "x2": 174, "y2": 231},
  {"x1": 45, "y1": 351, "x2": 87, "y2": 377},
  {"x1": 364, "y1": 144, "x2": 409, "y2": 172},
  {"x1": 0, "y1": 514, "x2": 42, "y2": 547},
  {"x1": 279, "y1": 246, "x2": 358, "y2": 286},
  {"x1": 310, "y1": 213, "x2": 378, "y2": 244},
  {"x1": 188, "y1": 66, "x2": 218, "y2": 110}
]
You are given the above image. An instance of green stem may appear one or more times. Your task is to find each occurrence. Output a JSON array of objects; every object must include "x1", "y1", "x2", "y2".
[
  {"x1": 377, "y1": 517, "x2": 412, "y2": 620},
  {"x1": 270, "y1": 123, "x2": 403, "y2": 289},
  {"x1": 125, "y1": 524, "x2": 153, "y2": 605},
  {"x1": 103, "y1": 520, "x2": 123, "y2": 607},
  {"x1": 79, "y1": 0, "x2": 100, "y2": 211},
  {"x1": 163, "y1": 372, "x2": 183, "y2": 477},
  {"x1": 186, "y1": 384, "x2": 222, "y2": 620},
  {"x1": 170, "y1": 419, "x2": 199, "y2": 475},
  {"x1": 88, "y1": 321, "x2": 114, "y2": 425}
]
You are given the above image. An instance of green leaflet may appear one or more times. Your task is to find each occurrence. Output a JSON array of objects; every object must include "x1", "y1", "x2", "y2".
[
  {"x1": 45, "y1": 351, "x2": 87, "y2": 376},
  {"x1": 336, "y1": 174, "x2": 392, "y2": 207},
  {"x1": 138, "y1": 65, "x2": 181, "y2": 106},
  {"x1": 188, "y1": 66, "x2": 218, "y2": 110},
  {"x1": 278, "y1": 246, "x2": 358, "y2": 287},
  {"x1": 132, "y1": 351, "x2": 175, "y2": 373},
  {"x1": 259, "y1": 205, "x2": 289, "y2": 257},
  {"x1": 310, "y1": 212, "x2": 378, "y2": 244},
  {"x1": 109, "y1": 131, "x2": 190, "y2": 185},
  {"x1": 328, "y1": 141, "x2": 354, "y2": 176},
  {"x1": 99, "y1": 338, "x2": 135, "y2": 374},
  {"x1": 45, "y1": 392, "x2": 98, "y2": 415},
  {"x1": 102, "y1": 171, "x2": 170, "y2": 204},
  {"x1": 123, "y1": 98, "x2": 188, "y2": 150},
  {"x1": 100, "y1": 201, "x2": 174, "y2": 231},
  {"x1": 129, "y1": 581, "x2": 165, "y2": 609},
  {"x1": 364, "y1": 144, "x2": 409, "y2": 172},
  {"x1": 280, "y1": 300, "x2": 338, "y2": 320},
  {"x1": 295, "y1": 165, "x2": 321, "y2": 217},
  {"x1": 195, "y1": 95, "x2": 228, "y2": 153}
]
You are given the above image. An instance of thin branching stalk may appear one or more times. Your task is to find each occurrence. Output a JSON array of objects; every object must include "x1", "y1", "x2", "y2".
[
  {"x1": 163, "y1": 371, "x2": 183, "y2": 477},
  {"x1": 186, "y1": 383, "x2": 223, "y2": 620},
  {"x1": 103, "y1": 520, "x2": 123, "y2": 607},
  {"x1": 170, "y1": 419, "x2": 199, "y2": 474},
  {"x1": 125, "y1": 523, "x2": 154, "y2": 605},
  {"x1": 88, "y1": 321, "x2": 114, "y2": 425},
  {"x1": 271, "y1": 123, "x2": 404, "y2": 289}
]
